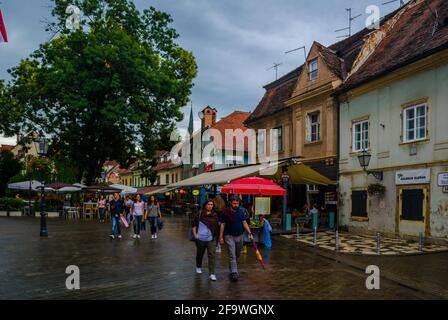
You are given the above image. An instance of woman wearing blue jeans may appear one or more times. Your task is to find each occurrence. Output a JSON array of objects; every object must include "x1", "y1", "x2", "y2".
[{"x1": 145, "y1": 195, "x2": 161, "y2": 239}]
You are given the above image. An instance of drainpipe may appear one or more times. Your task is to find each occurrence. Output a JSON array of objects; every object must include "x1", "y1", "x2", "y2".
[{"x1": 336, "y1": 97, "x2": 341, "y2": 233}]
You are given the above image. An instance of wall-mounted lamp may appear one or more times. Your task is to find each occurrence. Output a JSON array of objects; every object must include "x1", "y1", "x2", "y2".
[{"x1": 357, "y1": 149, "x2": 383, "y2": 181}]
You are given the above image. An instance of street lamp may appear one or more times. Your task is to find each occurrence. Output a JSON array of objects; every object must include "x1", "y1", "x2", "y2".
[
  {"x1": 357, "y1": 149, "x2": 383, "y2": 181},
  {"x1": 34, "y1": 131, "x2": 49, "y2": 237},
  {"x1": 281, "y1": 168, "x2": 290, "y2": 231}
]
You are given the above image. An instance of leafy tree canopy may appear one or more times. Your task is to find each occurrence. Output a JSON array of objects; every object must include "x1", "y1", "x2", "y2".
[
  {"x1": 0, "y1": 150, "x2": 22, "y2": 197},
  {"x1": 0, "y1": 0, "x2": 197, "y2": 184}
]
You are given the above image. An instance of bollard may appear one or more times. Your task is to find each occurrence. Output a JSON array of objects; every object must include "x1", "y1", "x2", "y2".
[
  {"x1": 376, "y1": 232, "x2": 381, "y2": 255},
  {"x1": 335, "y1": 230, "x2": 339, "y2": 251},
  {"x1": 419, "y1": 232, "x2": 424, "y2": 253},
  {"x1": 296, "y1": 223, "x2": 300, "y2": 239},
  {"x1": 313, "y1": 227, "x2": 317, "y2": 246}
]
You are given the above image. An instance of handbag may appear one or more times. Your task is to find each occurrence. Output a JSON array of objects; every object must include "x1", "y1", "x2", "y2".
[
  {"x1": 188, "y1": 212, "x2": 201, "y2": 241},
  {"x1": 157, "y1": 217, "x2": 164, "y2": 230}
]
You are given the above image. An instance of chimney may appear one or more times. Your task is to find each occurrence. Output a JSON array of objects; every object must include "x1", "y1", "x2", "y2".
[{"x1": 200, "y1": 106, "x2": 218, "y2": 131}]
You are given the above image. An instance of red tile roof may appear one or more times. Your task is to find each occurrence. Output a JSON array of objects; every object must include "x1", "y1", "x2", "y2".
[
  {"x1": 339, "y1": 0, "x2": 448, "y2": 92},
  {"x1": 245, "y1": 67, "x2": 302, "y2": 124},
  {"x1": 103, "y1": 160, "x2": 118, "y2": 167},
  {"x1": 152, "y1": 161, "x2": 181, "y2": 171},
  {"x1": 210, "y1": 111, "x2": 251, "y2": 152},
  {"x1": 0, "y1": 144, "x2": 14, "y2": 152}
]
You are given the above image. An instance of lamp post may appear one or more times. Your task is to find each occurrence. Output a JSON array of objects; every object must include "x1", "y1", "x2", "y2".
[
  {"x1": 35, "y1": 131, "x2": 49, "y2": 237},
  {"x1": 281, "y1": 168, "x2": 290, "y2": 231},
  {"x1": 357, "y1": 149, "x2": 383, "y2": 181}
]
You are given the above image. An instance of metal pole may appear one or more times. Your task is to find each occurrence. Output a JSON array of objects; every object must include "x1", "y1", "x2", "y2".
[
  {"x1": 296, "y1": 222, "x2": 300, "y2": 239},
  {"x1": 335, "y1": 230, "x2": 339, "y2": 251},
  {"x1": 419, "y1": 232, "x2": 424, "y2": 253},
  {"x1": 376, "y1": 232, "x2": 381, "y2": 255},
  {"x1": 314, "y1": 226, "x2": 317, "y2": 246},
  {"x1": 40, "y1": 170, "x2": 48, "y2": 237}
]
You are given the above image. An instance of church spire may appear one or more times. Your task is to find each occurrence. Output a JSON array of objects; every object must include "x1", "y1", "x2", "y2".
[{"x1": 188, "y1": 101, "x2": 194, "y2": 136}]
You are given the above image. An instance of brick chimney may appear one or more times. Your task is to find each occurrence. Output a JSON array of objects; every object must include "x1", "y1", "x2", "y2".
[{"x1": 200, "y1": 106, "x2": 218, "y2": 130}]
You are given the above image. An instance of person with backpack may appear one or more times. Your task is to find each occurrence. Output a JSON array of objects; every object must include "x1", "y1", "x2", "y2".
[
  {"x1": 219, "y1": 195, "x2": 253, "y2": 282},
  {"x1": 192, "y1": 200, "x2": 219, "y2": 281}
]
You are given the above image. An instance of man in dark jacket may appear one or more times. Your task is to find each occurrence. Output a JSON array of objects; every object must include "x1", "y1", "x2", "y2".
[
  {"x1": 219, "y1": 195, "x2": 253, "y2": 282},
  {"x1": 109, "y1": 192, "x2": 125, "y2": 239}
]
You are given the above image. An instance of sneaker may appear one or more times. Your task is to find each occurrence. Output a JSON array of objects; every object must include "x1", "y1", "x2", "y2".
[
  {"x1": 118, "y1": 235, "x2": 122, "y2": 239},
  {"x1": 210, "y1": 274, "x2": 217, "y2": 281},
  {"x1": 137, "y1": 235, "x2": 141, "y2": 239},
  {"x1": 151, "y1": 234, "x2": 155, "y2": 239},
  {"x1": 132, "y1": 234, "x2": 137, "y2": 239},
  {"x1": 154, "y1": 234, "x2": 158, "y2": 239},
  {"x1": 230, "y1": 273, "x2": 239, "y2": 282},
  {"x1": 196, "y1": 268, "x2": 203, "y2": 274},
  {"x1": 109, "y1": 235, "x2": 115, "y2": 239}
]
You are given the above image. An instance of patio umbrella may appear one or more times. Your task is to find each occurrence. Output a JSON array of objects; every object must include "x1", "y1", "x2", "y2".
[
  {"x1": 47, "y1": 182, "x2": 82, "y2": 193},
  {"x1": 221, "y1": 177, "x2": 287, "y2": 196},
  {"x1": 110, "y1": 184, "x2": 138, "y2": 195},
  {"x1": 7, "y1": 180, "x2": 55, "y2": 192},
  {"x1": 82, "y1": 185, "x2": 121, "y2": 194}
]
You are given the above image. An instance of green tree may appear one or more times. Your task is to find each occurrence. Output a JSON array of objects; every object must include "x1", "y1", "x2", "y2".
[
  {"x1": 0, "y1": 150, "x2": 22, "y2": 197},
  {"x1": 0, "y1": 0, "x2": 197, "y2": 184}
]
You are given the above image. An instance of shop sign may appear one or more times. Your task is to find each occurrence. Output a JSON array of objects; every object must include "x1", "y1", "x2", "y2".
[
  {"x1": 192, "y1": 190, "x2": 200, "y2": 196},
  {"x1": 438, "y1": 173, "x2": 448, "y2": 187},
  {"x1": 255, "y1": 197, "x2": 271, "y2": 216},
  {"x1": 325, "y1": 192, "x2": 338, "y2": 205},
  {"x1": 396, "y1": 169, "x2": 430, "y2": 185}
]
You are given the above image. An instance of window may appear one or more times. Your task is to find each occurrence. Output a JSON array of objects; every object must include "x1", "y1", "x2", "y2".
[
  {"x1": 307, "y1": 112, "x2": 321, "y2": 142},
  {"x1": 272, "y1": 127, "x2": 283, "y2": 153},
  {"x1": 401, "y1": 189, "x2": 424, "y2": 221},
  {"x1": 257, "y1": 130, "x2": 266, "y2": 156},
  {"x1": 157, "y1": 175, "x2": 160, "y2": 185},
  {"x1": 308, "y1": 59, "x2": 318, "y2": 81},
  {"x1": 165, "y1": 174, "x2": 169, "y2": 184},
  {"x1": 225, "y1": 155, "x2": 244, "y2": 167},
  {"x1": 351, "y1": 190, "x2": 368, "y2": 218},
  {"x1": 403, "y1": 103, "x2": 427, "y2": 143},
  {"x1": 307, "y1": 185, "x2": 319, "y2": 193},
  {"x1": 352, "y1": 120, "x2": 369, "y2": 152},
  {"x1": 175, "y1": 173, "x2": 178, "y2": 182}
]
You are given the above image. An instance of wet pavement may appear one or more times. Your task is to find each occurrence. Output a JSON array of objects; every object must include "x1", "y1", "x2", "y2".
[{"x1": 0, "y1": 216, "x2": 445, "y2": 300}]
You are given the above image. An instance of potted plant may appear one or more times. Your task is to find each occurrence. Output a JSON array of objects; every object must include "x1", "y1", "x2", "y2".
[
  {"x1": 0, "y1": 198, "x2": 25, "y2": 217},
  {"x1": 368, "y1": 183, "x2": 386, "y2": 197}
]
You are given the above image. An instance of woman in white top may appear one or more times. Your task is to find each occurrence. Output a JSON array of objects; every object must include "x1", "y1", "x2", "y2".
[{"x1": 131, "y1": 194, "x2": 146, "y2": 239}]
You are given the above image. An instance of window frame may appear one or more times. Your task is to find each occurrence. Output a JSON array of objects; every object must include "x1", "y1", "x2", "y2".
[
  {"x1": 402, "y1": 103, "x2": 428, "y2": 143},
  {"x1": 352, "y1": 120, "x2": 370, "y2": 152},
  {"x1": 308, "y1": 59, "x2": 318, "y2": 81},
  {"x1": 271, "y1": 126, "x2": 283, "y2": 153},
  {"x1": 257, "y1": 130, "x2": 266, "y2": 157},
  {"x1": 351, "y1": 190, "x2": 368, "y2": 218},
  {"x1": 307, "y1": 112, "x2": 321, "y2": 142}
]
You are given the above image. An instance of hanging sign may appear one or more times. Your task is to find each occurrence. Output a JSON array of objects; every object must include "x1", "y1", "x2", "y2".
[
  {"x1": 438, "y1": 173, "x2": 448, "y2": 187},
  {"x1": 255, "y1": 197, "x2": 271, "y2": 216},
  {"x1": 396, "y1": 169, "x2": 430, "y2": 185},
  {"x1": 192, "y1": 190, "x2": 200, "y2": 196}
]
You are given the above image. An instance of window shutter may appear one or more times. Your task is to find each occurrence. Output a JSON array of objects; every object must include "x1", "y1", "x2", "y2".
[{"x1": 306, "y1": 115, "x2": 311, "y2": 142}]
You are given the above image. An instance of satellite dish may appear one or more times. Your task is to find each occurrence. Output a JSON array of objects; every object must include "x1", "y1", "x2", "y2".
[{"x1": 198, "y1": 111, "x2": 204, "y2": 119}]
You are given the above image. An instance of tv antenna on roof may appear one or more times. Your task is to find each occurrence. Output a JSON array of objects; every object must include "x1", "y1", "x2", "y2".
[
  {"x1": 335, "y1": 8, "x2": 362, "y2": 39},
  {"x1": 285, "y1": 45, "x2": 307, "y2": 62},
  {"x1": 267, "y1": 62, "x2": 283, "y2": 80},
  {"x1": 382, "y1": 0, "x2": 406, "y2": 8}
]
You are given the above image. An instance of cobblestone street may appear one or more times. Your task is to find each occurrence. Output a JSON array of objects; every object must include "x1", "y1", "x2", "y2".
[{"x1": 0, "y1": 216, "x2": 445, "y2": 300}]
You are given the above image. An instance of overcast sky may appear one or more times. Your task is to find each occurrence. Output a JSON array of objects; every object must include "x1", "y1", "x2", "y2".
[{"x1": 0, "y1": 0, "x2": 404, "y2": 145}]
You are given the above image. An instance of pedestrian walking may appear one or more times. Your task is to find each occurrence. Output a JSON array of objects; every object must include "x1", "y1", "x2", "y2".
[
  {"x1": 219, "y1": 195, "x2": 253, "y2": 282},
  {"x1": 97, "y1": 194, "x2": 107, "y2": 223},
  {"x1": 146, "y1": 195, "x2": 162, "y2": 239},
  {"x1": 109, "y1": 192, "x2": 125, "y2": 239},
  {"x1": 213, "y1": 195, "x2": 226, "y2": 253},
  {"x1": 131, "y1": 194, "x2": 146, "y2": 239},
  {"x1": 192, "y1": 200, "x2": 219, "y2": 281},
  {"x1": 124, "y1": 195, "x2": 133, "y2": 224}
]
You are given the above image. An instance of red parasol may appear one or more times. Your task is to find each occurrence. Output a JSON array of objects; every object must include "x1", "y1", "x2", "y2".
[{"x1": 221, "y1": 177, "x2": 287, "y2": 196}]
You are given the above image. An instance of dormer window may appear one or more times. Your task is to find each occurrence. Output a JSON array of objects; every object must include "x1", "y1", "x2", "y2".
[{"x1": 308, "y1": 59, "x2": 318, "y2": 81}]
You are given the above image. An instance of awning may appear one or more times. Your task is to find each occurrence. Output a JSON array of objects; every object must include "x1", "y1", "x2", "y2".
[
  {"x1": 166, "y1": 159, "x2": 335, "y2": 189},
  {"x1": 168, "y1": 161, "x2": 288, "y2": 188},
  {"x1": 144, "y1": 186, "x2": 176, "y2": 196}
]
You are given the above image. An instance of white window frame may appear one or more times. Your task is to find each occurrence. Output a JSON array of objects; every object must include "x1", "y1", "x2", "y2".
[
  {"x1": 271, "y1": 127, "x2": 283, "y2": 153},
  {"x1": 257, "y1": 130, "x2": 266, "y2": 156},
  {"x1": 308, "y1": 59, "x2": 318, "y2": 81},
  {"x1": 306, "y1": 112, "x2": 321, "y2": 142},
  {"x1": 352, "y1": 120, "x2": 369, "y2": 152},
  {"x1": 403, "y1": 103, "x2": 428, "y2": 143}
]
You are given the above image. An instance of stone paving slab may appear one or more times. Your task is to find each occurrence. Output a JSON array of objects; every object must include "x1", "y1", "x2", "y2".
[
  {"x1": 282, "y1": 231, "x2": 448, "y2": 256},
  {"x1": 0, "y1": 217, "x2": 441, "y2": 300}
]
